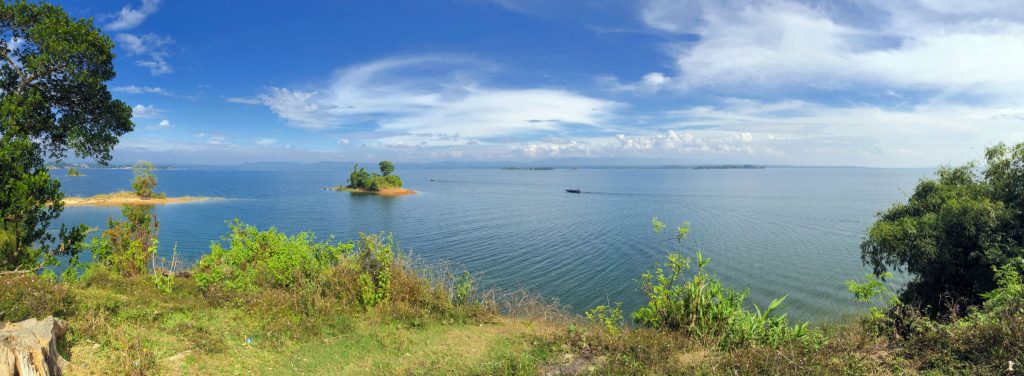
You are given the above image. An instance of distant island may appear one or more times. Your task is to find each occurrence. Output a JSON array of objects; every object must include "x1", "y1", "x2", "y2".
[
  {"x1": 502, "y1": 167, "x2": 555, "y2": 170},
  {"x1": 64, "y1": 161, "x2": 216, "y2": 207},
  {"x1": 332, "y1": 160, "x2": 415, "y2": 196},
  {"x1": 66, "y1": 166, "x2": 83, "y2": 176},
  {"x1": 692, "y1": 164, "x2": 766, "y2": 170}
]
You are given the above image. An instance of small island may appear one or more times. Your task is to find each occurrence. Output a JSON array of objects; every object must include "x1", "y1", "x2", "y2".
[
  {"x1": 64, "y1": 161, "x2": 217, "y2": 207},
  {"x1": 332, "y1": 160, "x2": 415, "y2": 196},
  {"x1": 66, "y1": 166, "x2": 83, "y2": 176}
]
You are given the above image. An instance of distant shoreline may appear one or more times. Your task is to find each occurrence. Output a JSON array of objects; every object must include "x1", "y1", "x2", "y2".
[
  {"x1": 331, "y1": 187, "x2": 416, "y2": 196},
  {"x1": 63, "y1": 191, "x2": 218, "y2": 207}
]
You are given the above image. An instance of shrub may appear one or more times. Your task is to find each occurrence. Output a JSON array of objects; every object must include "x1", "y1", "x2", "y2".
[
  {"x1": 88, "y1": 205, "x2": 159, "y2": 277},
  {"x1": 633, "y1": 218, "x2": 809, "y2": 350},
  {"x1": 194, "y1": 220, "x2": 352, "y2": 292},
  {"x1": 131, "y1": 160, "x2": 158, "y2": 198},
  {"x1": 585, "y1": 302, "x2": 624, "y2": 334},
  {"x1": 0, "y1": 272, "x2": 72, "y2": 322},
  {"x1": 353, "y1": 232, "x2": 395, "y2": 308}
]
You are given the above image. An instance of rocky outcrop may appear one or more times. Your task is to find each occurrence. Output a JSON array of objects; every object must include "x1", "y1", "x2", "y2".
[{"x1": 0, "y1": 316, "x2": 68, "y2": 376}]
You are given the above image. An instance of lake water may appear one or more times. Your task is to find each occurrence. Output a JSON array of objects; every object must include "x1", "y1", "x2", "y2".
[{"x1": 54, "y1": 167, "x2": 928, "y2": 321}]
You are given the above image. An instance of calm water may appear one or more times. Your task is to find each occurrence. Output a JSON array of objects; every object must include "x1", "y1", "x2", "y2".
[{"x1": 54, "y1": 167, "x2": 928, "y2": 321}]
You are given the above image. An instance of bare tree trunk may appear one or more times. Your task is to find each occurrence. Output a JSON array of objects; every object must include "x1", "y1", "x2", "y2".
[{"x1": 0, "y1": 316, "x2": 68, "y2": 376}]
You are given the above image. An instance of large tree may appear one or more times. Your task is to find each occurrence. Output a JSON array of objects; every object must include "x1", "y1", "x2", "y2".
[
  {"x1": 0, "y1": 1, "x2": 133, "y2": 270},
  {"x1": 862, "y1": 142, "x2": 1024, "y2": 314}
]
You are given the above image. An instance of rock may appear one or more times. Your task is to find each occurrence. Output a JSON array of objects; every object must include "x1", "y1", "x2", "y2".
[{"x1": 0, "y1": 316, "x2": 69, "y2": 376}]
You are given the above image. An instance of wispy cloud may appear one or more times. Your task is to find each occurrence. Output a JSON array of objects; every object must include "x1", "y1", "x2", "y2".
[
  {"x1": 230, "y1": 56, "x2": 621, "y2": 141},
  {"x1": 106, "y1": 1, "x2": 173, "y2": 75},
  {"x1": 105, "y1": 0, "x2": 161, "y2": 31},
  {"x1": 112, "y1": 85, "x2": 175, "y2": 96}
]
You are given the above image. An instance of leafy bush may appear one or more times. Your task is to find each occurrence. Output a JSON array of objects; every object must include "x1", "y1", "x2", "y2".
[
  {"x1": 633, "y1": 218, "x2": 809, "y2": 350},
  {"x1": 194, "y1": 220, "x2": 352, "y2": 292},
  {"x1": 862, "y1": 142, "x2": 1024, "y2": 313},
  {"x1": 586, "y1": 302, "x2": 624, "y2": 334},
  {"x1": 353, "y1": 232, "x2": 395, "y2": 308},
  {"x1": 88, "y1": 205, "x2": 160, "y2": 277}
]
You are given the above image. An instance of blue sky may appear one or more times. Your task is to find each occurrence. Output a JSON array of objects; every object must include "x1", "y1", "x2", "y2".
[{"x1": 55, "y1": 0, "x2": 1024, "y2": 166}]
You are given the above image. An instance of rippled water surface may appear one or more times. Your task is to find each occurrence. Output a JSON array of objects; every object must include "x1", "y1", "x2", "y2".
[{"x1": 55, "y1": 167, "x2": 928, "y2": 321}]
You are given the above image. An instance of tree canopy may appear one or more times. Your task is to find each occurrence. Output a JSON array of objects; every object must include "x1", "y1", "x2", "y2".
[
  {"x1": 379, "y1": 160, "x2": 395, "y2": 176},
  {"x1": 0, "y1": 1, "x2": 133, "y2": 270},
  {"x1": 862, "y1": 142, "x2": 1024, "y2": 313}
]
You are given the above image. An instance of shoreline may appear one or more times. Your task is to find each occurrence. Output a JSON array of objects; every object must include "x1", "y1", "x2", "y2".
[
  {"x1": 63, "y1": 191, "x2": 219, "y2": 207},
  {"x1": 331, "y1": 186, "x2": 416, "y2": 196}
]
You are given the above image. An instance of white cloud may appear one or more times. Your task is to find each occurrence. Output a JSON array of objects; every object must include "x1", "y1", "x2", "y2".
[
  {"x1": 145, "y1": 119, "x2": 171, "y2": 130},
  {"x1": 633, "y1": 0, "x2": 1024, "y2": 97},
  {"x1": 136, "y1": 53, "x2": 173, "y2": 75},
  {"x1": 105, "y1": 0, "x2": 161, "y2": 31},
  {"x1": 231, "y1": 56, "x2": 620, "y2": 140},
  {"x1": 131, "y1": 104, "x2": 161, "y2": 119},
  {"x1": 256, "y1": 138, "x2": 277, "y2": 146},
  {"x1": 337, "y1": 138, "x2": 350, "y2": 145}
]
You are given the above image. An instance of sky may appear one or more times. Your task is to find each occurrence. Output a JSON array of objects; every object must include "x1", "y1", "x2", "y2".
[{"x1": 52, "y1": 0, "x2": 1024, "y2": 167}]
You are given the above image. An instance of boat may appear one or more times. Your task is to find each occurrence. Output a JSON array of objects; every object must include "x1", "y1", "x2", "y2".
[{"x1": 565, "y1": 188, "x2": 581, "y2": 193}]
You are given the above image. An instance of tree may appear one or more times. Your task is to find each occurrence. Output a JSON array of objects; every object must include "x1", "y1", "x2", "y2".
[
  {"x1": 862, "y1": 142, "x2": 1024, "y2": 314},
  {"x1": 348, "y1": 163, "x2": 371, "y2": 189},
  {"x1": 66, "y1": 166, "x2": 80, "y2": 176},
  {"x1": 131, "y1": 160, "x2": 157, "y2": 198},
  {"x1": 378, "y1": 160, "x2": 395, "y2": 176},
  {"x1": 0, "y1": 1, "x2": 133, "y2": 270}
]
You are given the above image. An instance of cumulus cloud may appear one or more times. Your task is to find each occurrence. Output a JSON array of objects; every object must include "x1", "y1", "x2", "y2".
[{"x1": 105, "y1": 0, "x2": 161, "y2": 31}]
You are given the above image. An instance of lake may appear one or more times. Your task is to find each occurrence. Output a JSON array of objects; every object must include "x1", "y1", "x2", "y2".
[{"x1": 54, "y1": 167, "x2": 928, "y2": 321}]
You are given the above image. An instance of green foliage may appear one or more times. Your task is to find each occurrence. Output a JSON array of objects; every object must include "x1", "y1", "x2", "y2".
[
  {"x1": 149, "y1": 243, "x2": 180, "y2": 294},
  {"x1": 346, "y1": 161, "x2": 403, "y2": 191},
  {"x1": 0, "y1": 1, "x2": 133, "y2": 271},
  {"x1": 378, "y1": 160, "x2": 395, "y2": 176},
  {"x1": 194, "y1": 220, "x2": 352, "y2": 292},
  {"x1": 66, "y1": 166, "x2": 81, "y2": 176},
  {"x1": 354, "y1": 232, "x2": 395, "y2": 308},
  {"x1": 847, "y1": 272, "x2": 901, "y2": 326},
  {"x1": 862, "y1": 142, "x2": 1024, "y2": 313},
  {"x1": 585, "y1": 302, "x2": 624, "y2": 334},
  {"x1": 131, "y1": 160, "x2": 158, "y2": 198},
  {"x1": 0, "y1": 272, "x2": 71, "y2": 322},
  {"x1": 87, "y1": 205, "x2": 159, "y2": 277},
  {"x1": 633, "y1": 219, "x2": 809, "y2": 350},
  {"x1": 452, "y1": 270, "x2": 473, "y2": 305}
]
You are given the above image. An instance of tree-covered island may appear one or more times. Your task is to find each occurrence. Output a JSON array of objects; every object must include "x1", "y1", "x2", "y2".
[{"x1": 333, "y1": 160, "x2": 415, "y2": 196}]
